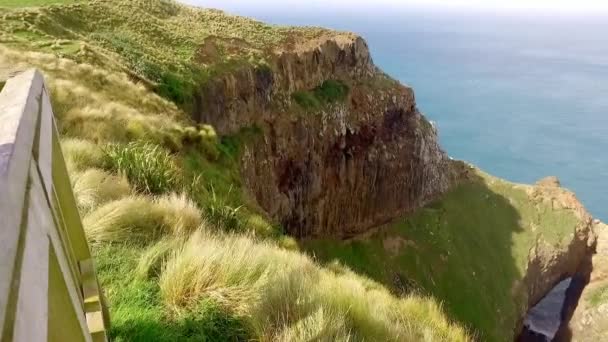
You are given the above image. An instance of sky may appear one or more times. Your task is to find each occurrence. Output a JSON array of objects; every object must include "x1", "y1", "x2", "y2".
[{"x1": 180, "y1": 0, "x2": 608, "y2": 14}]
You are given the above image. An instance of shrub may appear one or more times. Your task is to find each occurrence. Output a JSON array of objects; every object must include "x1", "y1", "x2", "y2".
[
  {"x1": 292, "y1": 80, "x2": 349, "y2": 109},
  {"x1": 157, "y1": 72, "x2": 194, "y2": 106},
  {"x1": 292, "y1": 90, "x2": 321, "y2": 109},
  {"x1": 198, "y1": 125, "x2": 220, "y2": 161},
  {"x1": 180, "y1": 125, "x2": 220, "y2": 161},
  {"x1": 313, "y1": 80, "x2": 349, "y2": 103},
  {"x1": 104, "y1": 142, "x2": 179, "y2": 194}
]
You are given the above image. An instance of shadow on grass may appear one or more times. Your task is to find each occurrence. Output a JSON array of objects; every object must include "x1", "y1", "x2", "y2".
[
  {"x1": 301, "y1": 171, "x2": 529, "y2": 341},
  {"x1": 109, "y1": 306, "x2": 248, "y2": 342}
]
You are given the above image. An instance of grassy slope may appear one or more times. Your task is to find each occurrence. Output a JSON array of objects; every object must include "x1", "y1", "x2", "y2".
[
  {"x1": 304, "y1": 169, "x2": 579, "y2": 341},
  {"x1": 0, "y1": 1, "x2": 469, "y2": 341},
  {"x1": 0, "y1": 0, "x2": 80, "y2": 7},
  {"x1": 0, "y1": 0, "x2": 334, "y2": 108}
]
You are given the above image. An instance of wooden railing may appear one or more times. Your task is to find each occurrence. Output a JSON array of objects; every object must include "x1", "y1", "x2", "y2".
[{"x1": 0, "y1": 70, "x2": 108, "y2": 341}]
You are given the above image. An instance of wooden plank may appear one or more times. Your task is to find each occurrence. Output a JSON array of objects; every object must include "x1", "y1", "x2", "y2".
[
  {"x1": 37, "y1": 86, "x2": 54, "y2": 196},
  {"x1": 48, "y1": 246, "x2": 88, "y2": 342},
  {"x1": 1, "y1": 68, "x2": 107, "y2": 341},
  {"x1": 29, "y1": 164, "x2": 92, "y2": 342},
  {"x1": 0, "y1": 69, "x2": 43, "y2": 334},
  {"x1": 12, "y1": 171, "x2": 49, "y2": 342},
  {"x1": 43, "y1": 123, "x2": 83, "y2": 297},
  {"x1": 80, "y1": 259, "x2": 108, "y2": 341},
  {"x1": 51, "y1": 118, "x2": 91, "y2": 262},
  {"x1": 48, "y1": 184, "x2": 84, "y2": 301}
]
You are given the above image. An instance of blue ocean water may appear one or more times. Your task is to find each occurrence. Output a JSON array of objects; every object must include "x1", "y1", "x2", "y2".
[{"x1": 187, "y1": 3, "x2": 608, "y2": 220}]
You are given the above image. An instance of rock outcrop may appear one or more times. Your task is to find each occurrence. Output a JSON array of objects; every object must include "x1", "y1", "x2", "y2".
[
  {"x1": 516, "y1": 177, "x2": 597, "y2": 338},
  {"x1": 194, "y1": 33, "x2": 453, "y2": 237},
  {"x1": 561, "y1": 221, "x2": 608, "y2": 341}
]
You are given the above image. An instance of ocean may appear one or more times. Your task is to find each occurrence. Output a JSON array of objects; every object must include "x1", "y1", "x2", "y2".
[{"x1": 186, "y1": 3, "x2": 608, "y2": 220}]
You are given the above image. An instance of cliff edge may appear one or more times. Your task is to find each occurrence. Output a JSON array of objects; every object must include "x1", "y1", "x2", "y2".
[{"x1": 0, "y1": 1, "x2": 602, "y2": 341}]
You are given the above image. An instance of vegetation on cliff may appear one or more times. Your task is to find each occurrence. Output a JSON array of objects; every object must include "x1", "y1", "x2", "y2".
[
  {"x1": 0, "y1": 1, "x2": 468, "y2": 341},
  {"x1": 304, "y1": 168, "x2": 585, "y2": 341},
  {"x1": 1, "y1": 1, "x2": 597, "y2": 341},
  {"x1": 292, "y1": 79, "x2": 350, "y2": 109}
]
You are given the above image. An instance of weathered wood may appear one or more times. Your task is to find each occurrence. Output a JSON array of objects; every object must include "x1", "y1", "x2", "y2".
[
  {"x1": 0, "y1": 69, "x2": 43, "y2": 335},
  {"x1": 12, "y1": 166, "x2": 50, "y2": 342},
  {"x1": 47, "y1": 248, "x2": 89, "y2": 342},
  {"x1": 38, "y1": 86, "x2": 54, "y2": 197},
  {"x1": 50, "y1": 117, "x2": 91, "y2": 262},
  {"x1": 0, "y1": 69, "x2": 107, "y2": 341},
  {"x1": 30, "y1": 163, "x2": 92, "y2": 342}
]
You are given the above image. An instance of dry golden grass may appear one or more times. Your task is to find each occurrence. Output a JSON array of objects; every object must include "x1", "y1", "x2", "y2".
[
  {"x1": 0, "y1": 46, "x2": 187, "y2": 146},
  {"x1": 71, "y1": 168, "x2": 132, "y2": 214},
  {"x1": 158, "y1": 231, "x2": 469, "y2": 341},
  {"x1": 61, "y1": 138, "x2": 106, "y2": 172},
  {"x1": 83, "y1": 193, "x2": 203, "y2": 244}
]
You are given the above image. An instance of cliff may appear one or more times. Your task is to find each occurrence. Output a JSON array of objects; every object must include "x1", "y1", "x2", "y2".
[
  {"x1": 561, "y1": 221, "x2": 608, "y2": 340},
  {"x1": 195, "y1": 34, "x2": 453, "y2": 237},
  {"x1": 0, "y1": 1, "x2": 603, "y2": 341}
]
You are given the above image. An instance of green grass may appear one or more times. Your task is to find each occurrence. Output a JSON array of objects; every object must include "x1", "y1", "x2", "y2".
[
  {"x1": 588, "y1": 284, "x2": 608, "y2": 307},
  {"x1": 104, "y1": 142, "x2": 179, "y2": 195},
  {"x1": 95, "y1": 244, "x2": 249, "y2": 342},
  {"x1": 0, "y1": 0, "x2": 343, "y2": 107},
  {"x1": 292, "y1": 80, "x2": 350, "y2": 110},
  {"x1": 303, "y1": 170, "x2": 580, "y2": 341}
]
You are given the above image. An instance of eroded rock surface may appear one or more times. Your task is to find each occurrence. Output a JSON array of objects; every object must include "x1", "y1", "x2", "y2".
[
  {"x1": 563, "y1": 221, "x2": 608, "y2": 341},
  {"x1": 195, "y1": 34, "x2": 453, "y2": 237},
  {"x1": 516, "y1": 177, "x2": 597, "y2": 338}
]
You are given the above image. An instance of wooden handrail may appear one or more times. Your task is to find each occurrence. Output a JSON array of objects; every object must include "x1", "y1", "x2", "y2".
[{"x1": 0, "y1": 69, "x2": 108, "y2": 342}]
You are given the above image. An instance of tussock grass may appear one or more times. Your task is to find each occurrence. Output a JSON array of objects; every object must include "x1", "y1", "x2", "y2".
[
  {"x1": 61, "y1": 138, "x2": 106, "y2": 172},
  {"x1": 158, "y1": 232, "x2": 469, "y2": 341},
  {"x1": 71, "y1": 168, "x2": 131, "y2": 214},
  {"x1": 136, "y1": 237, "x2": 183, "y2": 280},
  {"x1": 104, "y1": 142, "x2": 179, "y2": 195},
  {"x1": 0, "y1": 46, "x2": 187, "y2": 146},
  {"x1": 95, "y1": 244, "x2": 249, "y2": 342},
  {"x1": 83, "y1": 193, "x2": 203, "y2": 244}
]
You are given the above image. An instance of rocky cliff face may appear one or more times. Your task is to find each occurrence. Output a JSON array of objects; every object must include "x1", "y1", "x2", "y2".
[
  {"x1": 194, "y1": 33, "x2": 453, "y2": 237},
  {"x1": 561, "y1": 221, "x2": 608, "y2": 341},
  {"x1": 516, "y1": 177, "x2": 597, "y2": 338}
]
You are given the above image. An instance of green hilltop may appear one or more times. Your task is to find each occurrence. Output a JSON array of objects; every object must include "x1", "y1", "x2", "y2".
[{"x1": 0, "y1": 1, "x2": 592, "y2": 341}]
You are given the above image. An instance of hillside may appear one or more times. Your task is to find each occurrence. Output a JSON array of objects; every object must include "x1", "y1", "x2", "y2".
[{"x1": 0, "y1": 1, "x2": 600, "y2": 341}]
